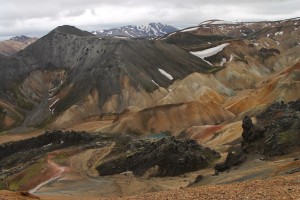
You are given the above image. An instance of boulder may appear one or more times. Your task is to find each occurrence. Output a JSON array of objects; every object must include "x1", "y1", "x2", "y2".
[{"x1": 215, "y1": 150, "x2": 247, "y2": 172}]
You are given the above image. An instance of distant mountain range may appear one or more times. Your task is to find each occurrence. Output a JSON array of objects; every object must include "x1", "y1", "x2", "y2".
[
  {"x1": 0, "y1": 35, "x2": 37, "y2": 56},
  {"x1": 92, "y1": 22, "x2": 178, "y2": 38}
]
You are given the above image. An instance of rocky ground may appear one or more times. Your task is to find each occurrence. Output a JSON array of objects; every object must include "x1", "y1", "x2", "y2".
[
  {"x1": 97, "y1": 137, "x2": 220, "y2": 177},
  {"x1": 0, "y1": 172, "x2": 299, "y2": 200},
  {"x1": 103, "y1": 172, "x2": 300, "y2": 200}
]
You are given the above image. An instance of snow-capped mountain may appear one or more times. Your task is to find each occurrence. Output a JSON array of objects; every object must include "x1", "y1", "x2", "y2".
[
  {"x1": 92, "y1": 23, "x2": 177, "y2": 38},
  {"x1": 10, "y1": 35, "x2": 35, "y2": 43}
]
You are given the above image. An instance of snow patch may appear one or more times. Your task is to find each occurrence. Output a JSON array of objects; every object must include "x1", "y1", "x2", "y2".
[
  {"x1": 124, "y1": 31, "x2": 134, "y2": 37},
  {"x1": 152, "y1": 80, "x2": 160, "y2": 86},
  {"x1": 121, "y1": 171, "x2": 133, "y2": 175},
  {"x1": 181, "y1": 27, "x2": 198, "y2": 32},
  {"x1": 264, "y1": 42, "x2": 269, "y2": 47},
  {"x1": 220, "y1": 58, "x2": 227, "y2": 66},
  {"x1": 42, "y1": 143, "x2": 52, "y2": 148},
  {"x1": 48, "y1": 86, "x2": 58, "y2": 92},
  {"x1": 163, "y1": 32, "x2": 176, "y2": 39},
  {"x1": 49, "y1": 98, "x2": 59, "y2": 115},
  {"x1": 190, "y1": 43, "x2": 230, "y2": 62},
  {"x1": 158, "y1": 68, "x2": 173, "y2": 80},
  {"x1": 200, "y1": 20, "x2": 235, "y2": 25},
  {"x1": 114, "y1": 36, "x2": 129, "y2": 39}
]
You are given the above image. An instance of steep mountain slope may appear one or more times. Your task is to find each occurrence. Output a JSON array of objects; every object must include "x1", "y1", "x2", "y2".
[
  {"x1": 100, "y1": 99, "x2": 234, "y2": 135},
  {"x1": 0, "y1": 25, "x2": 212, "y2": 130},
  {"x1": 162, "y1": 17, "x2": 300, "y2": 51},
  {"x1": 226, "y1": 62, "x2": 300, "y2": 114},
  {"x1": 92, "y1": 23, "x2": 177, "y2": 38},
  {"x1": 95, "y1": 17, "x2": 300, "y2": 136},
  {"x1": 0, "y1": 36, "x2": 37, "y2": 56}
]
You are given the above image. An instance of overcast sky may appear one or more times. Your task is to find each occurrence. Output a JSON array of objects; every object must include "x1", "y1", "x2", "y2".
[{"x1": 1, "y1": 0, "x2": 300, "y2": 40}]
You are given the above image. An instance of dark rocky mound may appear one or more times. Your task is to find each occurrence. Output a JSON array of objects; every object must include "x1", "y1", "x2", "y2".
[
  {"x1": 0, "y1": 130, "x2": 109, "y2": 178},
  {"x1": 214, "y1": 149, "x2": 247, "y2": 172},
  {"x1": 241, "y1": 116, "x2": 265, "y2": 153},
  {"x1": 244, "y1": 100, "x2": 300, "y2": 156},
  {"x1": 97, "y1": 137, "x2": 220, "y2": 177},
  {"x1": 258, "y1": 48, "x2": 280, "y2": 60},
  {"x1": 215, "y1": 99, "x2": 300, "y2": 172},
  {"x1": 52, "y1": 25, "x2": 93, "y2": 37},
  {"x1": 0, "y1": 130, "x2": 98, "y2": 161}
]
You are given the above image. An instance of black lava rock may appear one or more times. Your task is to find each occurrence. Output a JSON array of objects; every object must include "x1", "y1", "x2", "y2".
[
  {"x1": 97, "y1": 137, "x2": 220, "y2": 177},
  {"x1": 215, "y1": 150, "x2": 247, "y2": 172}
]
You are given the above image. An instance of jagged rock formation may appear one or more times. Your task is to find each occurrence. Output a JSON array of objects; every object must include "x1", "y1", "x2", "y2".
[
  {"x1": 241, "y1": 116, "x2": 265, "y2": 146},
  {"x1": 215, "y1": 99, "x2": 300, "y2": 172},
  {"x1": 242, "y1": 100, "x2": 300, "y2": 156},
  {"x1": 214, "y1": 149, "x2": 246, "y2": 172},
  {"x1": 92, "y1": 23, "x2": 177, "y2": 38},
  {"x1": 97, "y1": 137, "x2": 220, "y2": 177}
]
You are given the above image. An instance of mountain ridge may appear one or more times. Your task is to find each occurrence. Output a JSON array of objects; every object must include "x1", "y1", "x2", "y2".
[
  {"x1": 92, "y1": 22, "x2": 177, "y2": 38},
  {"x1": 0, "y1": 35, "x2": 37, "y2": 56}
]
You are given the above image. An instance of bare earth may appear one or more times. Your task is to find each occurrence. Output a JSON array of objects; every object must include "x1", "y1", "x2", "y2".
[
  {"x1": 104, "y1": 173, "x2": 300, "y2": 200},
  {"x1": 1, "y1": 172, "x2": 299, "y2": 200}
]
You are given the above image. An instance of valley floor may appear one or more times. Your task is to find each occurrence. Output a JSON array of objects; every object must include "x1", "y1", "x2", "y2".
[{"x1": 0, "y1": 172, "x2": 299, "y2": 200}]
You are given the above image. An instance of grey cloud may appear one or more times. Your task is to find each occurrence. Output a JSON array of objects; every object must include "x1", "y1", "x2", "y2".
[{"x1": 0, "y1": 0, "x2": 299, "y2": 39}]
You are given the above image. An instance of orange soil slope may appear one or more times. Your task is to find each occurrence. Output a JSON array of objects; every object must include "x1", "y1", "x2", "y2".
[{"x1": 99, "y1": 100, "x2": 235, "y2": 135}]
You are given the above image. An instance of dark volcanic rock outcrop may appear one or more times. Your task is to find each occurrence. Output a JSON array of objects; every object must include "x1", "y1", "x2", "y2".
[
  {"x1": 241, "y1": 116, "x2": 265, "y2": 153},
  {"x1": 243, "y1": 100, "x2": 300, "y2": 156},
  {"x1": 258, "y1": 48, "x2": 280, "y2": 60},
  {"x1": 97, "y1": 137, "x2": 220, "y2": 177},
  {"x1": 0, "y1": 130, "x2": 109, "y2": 177},
  {"x1": 214, "y1": 149, "x2": 247, "y2": 172},
  {"x1": 215, "y1": 99, "x2": 300, "y2": 172},
  {"x1": 0, "y1": 130, "x2": 97, "y2": 161}
]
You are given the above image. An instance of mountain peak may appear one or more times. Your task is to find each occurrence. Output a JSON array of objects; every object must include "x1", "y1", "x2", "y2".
[
  {"x1": 10, "y1": 35, "x2": 32, "y2": 42},
  {"x1": 52, "y1": 25, "x2": 93, "y2": 37}
]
